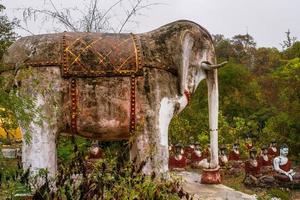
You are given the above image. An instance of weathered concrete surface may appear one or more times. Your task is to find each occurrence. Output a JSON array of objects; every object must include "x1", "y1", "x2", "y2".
[{"x1": 177, "y1": 171, "x2": 257, "y2": 200}]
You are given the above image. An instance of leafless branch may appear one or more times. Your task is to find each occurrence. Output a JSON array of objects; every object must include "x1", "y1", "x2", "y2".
[
  {"x1": 98, "y1": 0, "x2": 123, "y2": 23},
  {"x1": 17, "y1": 0, "x2": 161, "y2": 34},
  {"x1": 118, "y1": 0, "x2": 142, "y2": 33},
  {"x1": 118, "y1": 1, "x2": 162, "y2": 33},
  {"x1": 15, "y1": 23, "x2": 35, "y2": 35}
]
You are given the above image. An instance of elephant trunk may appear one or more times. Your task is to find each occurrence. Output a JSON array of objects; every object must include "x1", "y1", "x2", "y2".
[{"x1": 206, "y1": 69, "x2": 219, "y2": 169}]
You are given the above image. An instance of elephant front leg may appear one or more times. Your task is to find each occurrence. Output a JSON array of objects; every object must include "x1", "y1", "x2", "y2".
[
  {"x1": 22, "y1": 123, "x2": 57, "y2": 177},
  {"x1": 201, "y1": 70, "x2": 221, "y2": 184},
  {"x1": 130, "y1": 97, "x2": 175, "y2": 178}
]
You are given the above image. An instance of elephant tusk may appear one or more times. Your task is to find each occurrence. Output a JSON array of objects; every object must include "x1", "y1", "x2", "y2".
[{"x1": 200, "y1": 61, "x2": 228, "y2": 70}]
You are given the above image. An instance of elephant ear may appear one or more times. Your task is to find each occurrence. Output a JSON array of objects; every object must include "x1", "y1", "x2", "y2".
[{"x1": 178, "y1": 31, "x2": 194, "y2": 95}]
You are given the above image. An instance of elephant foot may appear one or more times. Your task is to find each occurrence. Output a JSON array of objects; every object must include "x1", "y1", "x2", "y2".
[{"x1": 201, "y1": 167, "x2": 221, "y2": 184}]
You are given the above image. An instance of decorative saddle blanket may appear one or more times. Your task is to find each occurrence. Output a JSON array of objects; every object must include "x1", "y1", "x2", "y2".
[{"x1": 62, "y1": 32, "x2": 143, "y2": 77}]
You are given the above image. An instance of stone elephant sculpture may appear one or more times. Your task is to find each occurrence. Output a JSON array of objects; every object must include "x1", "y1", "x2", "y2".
[{"x1": 1, "y1": 20, "x2": 224, "y2": 179}]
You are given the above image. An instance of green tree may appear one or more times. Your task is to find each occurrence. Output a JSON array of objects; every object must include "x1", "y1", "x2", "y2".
[
  {"x1": 280, "y1": 29, "x2": 297, "y2": 50},
  {"x1": 0, "y1": 4, "x2": 17, "y2": 59},
  {"x1": 218, "y1": 62, "x2": 263, "y2": 119},
  {"x1": 213, "y1": 34, "x2": 234, "y2": 62},
  {"x1": 169, "y1": 81, "x2": 209, "y2": 146},
  {"x1": 0, "y1": 4, "x2": 39, "y2": 143},
  {"x1": 230, "y1": 34, "x2": 256, "y2": 68},
  {"x1": 263, "y1": 58, "x2": 300, "y2": 158},
  {"x1": 253, "y1": 47, "x2": 281, "y2": 75},
  {"x1": 282, "y1": 41, "x2": 300, "y2": 59}
]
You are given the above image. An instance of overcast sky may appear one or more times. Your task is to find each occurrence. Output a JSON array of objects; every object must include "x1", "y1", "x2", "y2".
[{"x1": 2, "y1": 0, "x2": 300, "y2": 48}]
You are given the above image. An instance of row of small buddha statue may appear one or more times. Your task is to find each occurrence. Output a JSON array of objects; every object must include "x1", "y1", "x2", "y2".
[
  {"x1": 168, "y1": 139, "x2": 300, "y2": 187},
  {"x1": 85, "y1": 140, "x2": 299, "y2": 186},
  {"x1": 168, "y1": 142, "x2": 211, "y2": 171}
]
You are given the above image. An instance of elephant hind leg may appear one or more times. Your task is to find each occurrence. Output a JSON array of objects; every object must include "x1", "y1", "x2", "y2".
[
  {"x1": 20, "y1": 67, "x2": 63, "y2": 177},
  {"x1": 22, "y1": 96, "x2": 58, "y2": 177}
]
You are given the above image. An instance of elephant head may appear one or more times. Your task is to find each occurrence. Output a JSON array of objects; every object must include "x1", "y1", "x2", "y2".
[{"x1": 135, "y1": 20, "x2": 226, "y2": 172}]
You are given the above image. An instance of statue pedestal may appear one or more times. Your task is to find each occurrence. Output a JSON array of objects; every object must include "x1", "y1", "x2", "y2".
[{"x1": 201, "y1": 167, "x2": 221, "y2": 184}]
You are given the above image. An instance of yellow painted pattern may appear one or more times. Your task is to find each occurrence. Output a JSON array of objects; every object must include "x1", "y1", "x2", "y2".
[{"x1": 62, "y1": 33, "x2": 140, "y2": 76}]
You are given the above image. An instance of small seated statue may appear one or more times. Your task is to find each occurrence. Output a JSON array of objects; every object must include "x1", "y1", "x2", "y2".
[
  {"x1": 244, "y1": 147, "x2": 274, "y2": 187},
  {"x1": 88, "y1": 143, "x2": 104, "y2": 159},
  {"x1": 203, "y1": 144, "x2": 211, "y2": 158},
  {"x1": 244, "y1": 136, "x2": 253, "y2": 151},
  {"x1": 259, "y1": 145, "x2": 273, "y2": 174},
  {"x1": 268, "y1": 139, "x2": 279, "y2": 160},
  {"x1": 219, "y1": 145, "x2": 228, "y2": 167},
  {"x1": 273, "y1": 144, "x2": 300, "y2": 182},
  {"x1": 183, "y1": 144, "x2": 195, "y2": 160},
  {"x1": 244, "y1": 147, "x2": 261, "y2": 186},
  {"x1": 184, "y1": 137, "x2": 195, "y2": 158},
  {"x1": 86, "y1": 142, "x2": 104, "y2": 173},
  {"x1": 228, "y1": 142, "x2": 241, "y2": 161},
  {"x1": 227, "y1": 142, "x2": 243, "y2": 175},
  {"x1": 169, "y1": 144, "x2": 187, "y2": 171},
  {"x1": 190, "y1": 142, "x2": 210, "y2": 168}
]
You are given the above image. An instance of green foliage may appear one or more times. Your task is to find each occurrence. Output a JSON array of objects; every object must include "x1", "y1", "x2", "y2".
[
  {"x1": 282, "y1": 41, "x2": 300, "y2": 59},
  {"x1": 169, "y1": 81, "x2": 209, "y2": 146},
  {"x1": 57, "y1": 135, "x2": 91, "y2": 163},
  {"x1": 261, "y1": 58, "x2": 300, "y2": 158},
  {"x1": 0, "y1": 74, "x2": 40, "y2": 144},
  {"x1": 169, "y1": 116, "x2": 193, "y2": 144},
  {"x1": 0, "y1": 4, "x2": 17, "y2": 60},
  {"x1": 253, "y1": 47, "x2": 281, "y2": 75},
  {"x1": 219, "y1": 62, "x2": 264, "y2": 119},
  {"x1": 230, "y1": 34, "x2": 256, "y2": 66},
  {"x1": 259, "y1": 188, "x2": 291, "y2": 200},
  {"x1": 0, "y1": 4, "x2": 40, "y2": 144},
  {"x1": 0, "y1": 137, "x2": 189, "y2": 199},
  {"x1": 0, "y1": 152, "x2": 31, "y2": 199}
]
